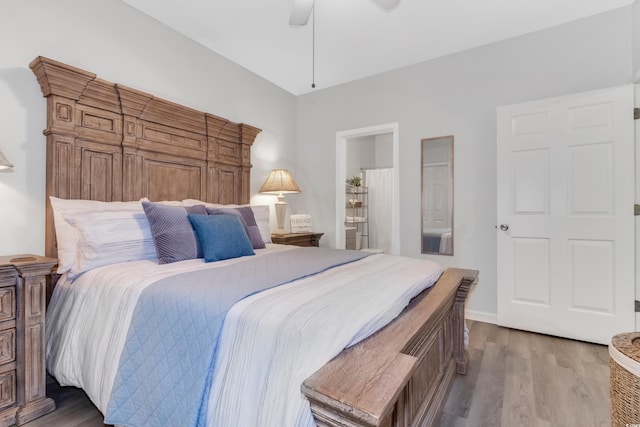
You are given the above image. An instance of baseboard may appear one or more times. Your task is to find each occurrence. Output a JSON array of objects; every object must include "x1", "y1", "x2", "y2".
[
  {"x1": 468, "y1": 310, "x2": 640, "y2": 333},
  {"x1": 465, "y1": 309, "x2": 497, "y2": 325}
]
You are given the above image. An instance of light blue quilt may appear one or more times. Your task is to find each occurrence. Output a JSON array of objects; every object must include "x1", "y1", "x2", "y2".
[{"x1": 104, "y1": 247, "x2": 369, "y2": 427}]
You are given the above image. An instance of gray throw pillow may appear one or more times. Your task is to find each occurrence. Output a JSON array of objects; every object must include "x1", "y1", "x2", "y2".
[
  {"x1": 142, "y1": 201, "x2": 207, "y2": 264},
  {"x1": 206, "y1": 206, "x2": 266, "y2": 249}
]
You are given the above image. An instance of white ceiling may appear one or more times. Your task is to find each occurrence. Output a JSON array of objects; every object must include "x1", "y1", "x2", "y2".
[{"x1": 121, "y1": 0, "x2": 634, "y2": 95}]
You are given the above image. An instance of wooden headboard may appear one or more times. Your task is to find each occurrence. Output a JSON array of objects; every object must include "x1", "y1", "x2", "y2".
[{"x1": 29, "y1": 56, "x2": 261, "y2": 259}]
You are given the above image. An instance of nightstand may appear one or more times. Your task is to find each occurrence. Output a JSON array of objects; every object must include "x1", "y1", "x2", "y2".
[
  {"x1": 271, "y1": 232, "x2": 324, "y2": 247},
  {"x1": 0, "y1": 255, "x2": 57, "y2": 426}
]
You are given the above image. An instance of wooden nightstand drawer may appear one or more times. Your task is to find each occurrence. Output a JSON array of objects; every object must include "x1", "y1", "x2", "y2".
[
  {"x1": 0, "y1": 371, "x2": 16, "y2": 410},
  {"x1": 0, "y1": 331, "x2": 15, "y2": 366},
  {"x1": 0, "y1": 288, "x2": 15, "y2": 324}
]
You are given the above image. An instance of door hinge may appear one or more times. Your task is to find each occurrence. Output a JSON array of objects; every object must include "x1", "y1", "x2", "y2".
[
  {"x1": 636, "y1": 300, "x2": 640, "y2": 312},
  {"x1": 635, "y1": 204, "x2": 640, "y2": 216},
  {"x1": 635, "y1": 107, "x2": 640, "y2": 120}
]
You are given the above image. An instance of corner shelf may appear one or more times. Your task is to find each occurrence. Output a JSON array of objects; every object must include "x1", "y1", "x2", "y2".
[{"x1": 345, "y1": 186, "x2": 368, "y2": 249}]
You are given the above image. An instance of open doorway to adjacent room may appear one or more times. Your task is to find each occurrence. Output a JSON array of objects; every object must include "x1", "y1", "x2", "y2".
[{"x1": 335, "y1": 123, "x2": 400, "y2": 254}]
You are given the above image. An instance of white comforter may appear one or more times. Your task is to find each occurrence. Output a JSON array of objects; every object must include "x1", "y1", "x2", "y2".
[{"x1": 46, "y1": 245, "x2": 442, "y2": 426}]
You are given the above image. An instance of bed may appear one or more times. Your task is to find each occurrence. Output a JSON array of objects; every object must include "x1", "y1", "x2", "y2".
[
  {"x1": 30, "y1": 56, "x2": 478, "y2": 427},
  {"x1": 422, "y1": 228, "x2": 452, "y2": 254}
]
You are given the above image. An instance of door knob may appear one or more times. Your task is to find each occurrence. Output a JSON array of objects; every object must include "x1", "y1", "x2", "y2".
[{"x1": 499, "y1": 224, "x2": 509, "y2": 231}]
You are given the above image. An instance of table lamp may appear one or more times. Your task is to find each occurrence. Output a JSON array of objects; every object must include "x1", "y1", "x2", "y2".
[{"x1": 259, "y1": 169, "x2": 301, "y2": 232}]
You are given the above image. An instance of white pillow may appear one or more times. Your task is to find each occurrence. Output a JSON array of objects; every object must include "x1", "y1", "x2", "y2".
[
  {"x1": 140, "y1": 197, "x2": 184, "y2": 207},
  {"x1": 182, "y1": 199, "x2": 272, "y2": 243},
  {"x1": 49, "y1": 197, "x2": 144, "y2": 274},
  {"x1": 68, "y1": 209, "x2": 157, "y2": 277},
  {"x1": 182, "y1": 199, "x2": 223, "y2": 208},
  {"x1": 247, "y1": 205, "x2": 271, "y2": 244}
]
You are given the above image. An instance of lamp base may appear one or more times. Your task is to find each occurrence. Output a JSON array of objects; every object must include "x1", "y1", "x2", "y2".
[{"x1": 274, "y1": 200, "x2": 287, "y2": 232}]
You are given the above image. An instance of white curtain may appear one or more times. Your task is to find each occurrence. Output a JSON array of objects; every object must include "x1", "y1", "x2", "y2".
[{"x1": 364, "y1": 168, "x2": 393, "y2": 254}]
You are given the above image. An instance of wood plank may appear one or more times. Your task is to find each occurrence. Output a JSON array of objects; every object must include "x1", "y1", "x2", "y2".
[
  {"x1": 441, "y1": 347, "x2": 482, "y2": 419},
  {"x1": 501, "y1": 349, "x2": 535, "y2": 427},
  {"x1": 464, "y1": 341, "x2": 505, "y2": 426}
]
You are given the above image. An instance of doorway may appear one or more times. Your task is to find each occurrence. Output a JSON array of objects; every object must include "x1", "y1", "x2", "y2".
[{"x1": 335, "y1": 123, "x2": 400, "y2": 254}]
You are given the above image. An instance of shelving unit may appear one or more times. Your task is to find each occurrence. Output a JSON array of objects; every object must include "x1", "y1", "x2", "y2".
[{"x1": 345, "y1": 186, "x2": 368, "y2": 250}]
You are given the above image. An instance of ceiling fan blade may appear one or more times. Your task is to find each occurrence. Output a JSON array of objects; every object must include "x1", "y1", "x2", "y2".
[
  {"x1": 370, "y1": 0, "x2": 400, "y2": 11},
  {"x1": 289, "y1": 0, "x2": 315, "y2": 26}
]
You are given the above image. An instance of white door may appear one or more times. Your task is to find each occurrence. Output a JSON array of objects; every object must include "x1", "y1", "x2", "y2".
[
  {"x1": 497, "y1": 85, "x2": 635, "y2": 345},
  {"x1": 422, "y1": 163, "x2": 451, "y2": 229}
]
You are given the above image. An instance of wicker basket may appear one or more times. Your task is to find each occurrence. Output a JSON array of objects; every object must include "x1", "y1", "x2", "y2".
[{"x1": 610, "y1": 332, "x2": 640, "y2": 427}]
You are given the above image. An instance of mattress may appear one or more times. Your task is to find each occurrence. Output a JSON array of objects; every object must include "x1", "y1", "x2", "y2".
[{"x1": 46, "y1": 244, "x2": 443, "y2": 426}]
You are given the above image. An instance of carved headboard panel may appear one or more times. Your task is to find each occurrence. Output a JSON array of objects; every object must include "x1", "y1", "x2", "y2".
[{"x1": 29, "y1": 56, "x2": 261, "y2": 259}]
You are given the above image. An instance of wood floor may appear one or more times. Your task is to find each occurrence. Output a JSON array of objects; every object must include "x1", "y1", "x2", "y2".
[
  {"x1": 439, "y1": 320, "x2": 610, "y2": 427},
  {"x1": 23, "y1": 377, "x2": 109, "y2": 427},
  {"x1": 23, "y1": 321, "x2": 610, "y2": 427}
]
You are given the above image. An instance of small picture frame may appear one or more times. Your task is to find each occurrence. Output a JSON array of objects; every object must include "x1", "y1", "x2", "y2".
[{"x1": 290, "y1": 214, "x2": 313, "y2": 233}]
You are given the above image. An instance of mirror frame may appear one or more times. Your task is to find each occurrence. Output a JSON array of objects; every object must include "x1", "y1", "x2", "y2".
[{"x1": 421, "y1": 135, "x2": 454, "y2": 255}]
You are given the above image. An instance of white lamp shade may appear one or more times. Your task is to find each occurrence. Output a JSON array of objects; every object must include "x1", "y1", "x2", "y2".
[{"x1": 259, "y1": 169, "x2": 301, "y2": 194}]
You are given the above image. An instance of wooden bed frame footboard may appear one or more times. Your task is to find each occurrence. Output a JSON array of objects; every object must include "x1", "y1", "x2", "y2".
[
  {"x1": 30, "y1": 56, "x2": 479, "y2": 427},
  {"x1": 303, "y1": 268, "x2": 478, "y2": 427}
]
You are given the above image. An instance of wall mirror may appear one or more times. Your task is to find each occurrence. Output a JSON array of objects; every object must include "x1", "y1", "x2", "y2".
[{"x1": 421, "y1": 135, "x2": 454, "y2": 255}]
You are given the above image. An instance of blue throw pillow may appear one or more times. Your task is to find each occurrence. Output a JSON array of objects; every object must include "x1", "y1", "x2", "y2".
[{"x1": 188, "y1": 214, "x2": 255, "y2": 262}]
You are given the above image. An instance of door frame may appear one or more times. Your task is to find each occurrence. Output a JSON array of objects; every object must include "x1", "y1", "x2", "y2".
[
  {"x1": 335, "y1": 123, "x2": 400, "y2": 254},
  {"x1": 636, "y1": 84, "x2": 640, "y2": 331}
]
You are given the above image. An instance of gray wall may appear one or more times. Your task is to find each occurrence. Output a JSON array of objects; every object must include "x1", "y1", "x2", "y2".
[
  {"x1": 0, "y1": 0, "x2": 297, "y2": 255},
  {"x1": 373, "y1": 134, "x2": 393, "y2": 169},
  {"x1": 295, "y1": 6, "x2": 634, "y2": 319},
  {"x1": 345, "y1": 134, "x2": 393, "y2": 179},
  {"x1": 346, "y1": 137, "x2": 376, "y2": 180}
]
